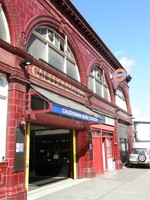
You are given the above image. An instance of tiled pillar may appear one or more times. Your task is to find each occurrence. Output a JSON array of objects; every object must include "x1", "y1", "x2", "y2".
[
  {"x1": 114, "y1": 118, "x2": 123, "y2": 170},
  {"x1": 83, "y1": 126, "x2": 95, "y2": 178},
  {"x1": 5, "y1": 81, "x2": 27, "y2": 200},
  {"x1": 77, "y1": 129, "x2": 96, "y2": 178},
  {"x1": 0, "y1": 161, "x2": 8, "y2": 199},
  {"x1": 77, "y1": 130, "x2": 85, "y2": 179}
]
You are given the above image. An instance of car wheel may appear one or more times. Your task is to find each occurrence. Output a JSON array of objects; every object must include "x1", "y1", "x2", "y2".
[{"x1": 138, "y1": 154, "x2": 146, "y2": 162}]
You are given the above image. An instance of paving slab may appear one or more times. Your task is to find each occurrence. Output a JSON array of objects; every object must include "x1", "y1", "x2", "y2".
[{"x1": 28, "y1": 167, "x2": 150, "y2": 200}]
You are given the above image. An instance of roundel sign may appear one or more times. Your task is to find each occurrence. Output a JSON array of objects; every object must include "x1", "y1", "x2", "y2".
[{"x1": 112, "y1": 68, "x2": 127, "y2": 82}]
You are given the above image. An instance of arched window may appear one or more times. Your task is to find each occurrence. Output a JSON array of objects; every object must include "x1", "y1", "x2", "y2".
[
  {"x1": 115, "y1": 87, "x2": 127, "y2": 111},
  {"x1": 27, "y1": 27, "x2": 80, "y2": 81},
  {"x1": 88, "y1": 66, "x2": 110, "y2": 101},
  {"x1": 0, "y1": 4, "x2": 10, "y2": 42}
]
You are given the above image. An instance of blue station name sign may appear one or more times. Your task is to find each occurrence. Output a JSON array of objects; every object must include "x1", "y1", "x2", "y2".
[{"x1": 52, "y1": 103, "x2": 102, "y2": 124}]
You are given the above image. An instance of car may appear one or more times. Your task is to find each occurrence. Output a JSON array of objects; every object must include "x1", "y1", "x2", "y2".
[{"x1": 128, "y1": 147, "x2": 150, "y2": 167}]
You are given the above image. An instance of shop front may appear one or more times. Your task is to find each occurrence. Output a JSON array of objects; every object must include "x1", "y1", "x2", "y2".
[
  {"x1": 91, "y1": 124, "x2": 115, "y2": 175},
  {"x1": 24, "y1": 82, "x2": 103, "y2": 189}
]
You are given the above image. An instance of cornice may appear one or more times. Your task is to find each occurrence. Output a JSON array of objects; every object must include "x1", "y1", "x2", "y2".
[
  {"x1": 0, "y1": 39, "x2": 31, "y2": 60},
  {"x1": 52, "y1": 0, "x2": 125, "y2": 71},
  {"x1": 0, "y1": 61, "x2": 12, "y2": 75}
]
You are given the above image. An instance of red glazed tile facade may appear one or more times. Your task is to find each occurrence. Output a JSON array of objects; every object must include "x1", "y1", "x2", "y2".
[{"x1": 0, "y1": 0, "x2": 133, "y2": 199}]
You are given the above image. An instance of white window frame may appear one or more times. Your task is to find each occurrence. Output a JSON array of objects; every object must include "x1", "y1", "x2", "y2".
[
  {"x1": 0, "y1": 4, "x2": 10, "y2": 42},
  {"x1": 28, "y1": 27, "x2": 80, "y2": 82},
  {"x1": 115, "y1": 87, "x2": 127, "y2": 111},
  {"x1": 88, "y1": 67, "x2": 110, "y2": 101}
]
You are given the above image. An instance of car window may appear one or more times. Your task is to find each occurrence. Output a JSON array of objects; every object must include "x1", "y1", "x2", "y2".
[{"x1": 132, "y1": 148, "x2": 146, "y2": 155}]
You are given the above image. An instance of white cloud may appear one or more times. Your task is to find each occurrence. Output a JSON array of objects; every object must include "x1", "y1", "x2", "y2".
[
  {"x1": 142, "y1": 116, "x2": 150, "y2": 121},
  {"x1": 114, "y1": 50, "x2": 135, "y2": 72},
  {"x1": 132, "y1": 107, "x2": 141, "y2": 118},
  {"x1": 132, "y1": 107, "x2": 150, "y2": 121},
  {"x1": 119, "y1": 57, "x2": 135, "y2": 72},
  {"x1": 114, "y1": 50, "x2": 124, "y2": 57}
]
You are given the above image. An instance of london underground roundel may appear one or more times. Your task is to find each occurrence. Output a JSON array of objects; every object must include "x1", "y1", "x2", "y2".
[{"x1": 112, "y1": 68, "x2": 127, "y2": 82}]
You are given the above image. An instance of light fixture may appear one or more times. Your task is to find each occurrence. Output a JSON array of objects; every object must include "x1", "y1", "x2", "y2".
[
  {"x1": 19, "y1": 58, "x2": 32, "y2": 67},
  {"x1": 17, "y1": 118, "x2": 26, "y2": 128}
]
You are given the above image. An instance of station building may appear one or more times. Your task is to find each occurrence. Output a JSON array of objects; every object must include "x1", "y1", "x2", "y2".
[{"x1": 0, "y1": 0, "x2": 133, "y2": 199}]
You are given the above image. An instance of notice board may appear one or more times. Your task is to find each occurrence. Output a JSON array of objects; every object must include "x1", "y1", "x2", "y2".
[{"x1": 14, "y1": 127, "x2": 25, "y2": 171}]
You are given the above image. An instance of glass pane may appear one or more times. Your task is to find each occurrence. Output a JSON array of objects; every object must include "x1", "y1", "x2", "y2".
[
  {"x1": 0, "y1": 6, "x2": 10, "y2": 42},
  {"x1": 66, "y1": 60, "x2": 79, "y2": 81},
  {"x1": 132, "y1": 148, "x2": 146, "y2": 155},
  {"x1": 116, "y1": 87, "x2": 125, "y2": 99},
  {"x1": 66, "y1": 47, "x2": 74, "y2": 59},
  {"x1": 104, "y1": 86, "x2": 110, "y2": 101},
  {"x1": 31, "y1": 95, "x2": 49, "y2": 110},
  {"x1": 28, "y1": 34, "x2": 46, "y2": 60},
  {"x1": 35, "y1": 28, "x2": 47, "y2": 39},
  {"x1": 96, "y1": 81, "x2": 102, "y2": 96},
  {"x1": 55, "y1": 34, "x2": 59, "y2": 48},
  {"x1": 107, "y1": 138, "x2": 112, "y2": 154},
  {"x1": 48, "y1": 47, "x2": 64, "y2": 72},
  {"x1": 48, "y1": 30, "x2": 54, "y2": 42},
  {"x1": 88, "y1": 76, "x2": 94, "y2": 91},
  {"x1": 60, "y1": 38, "x2": 64, "y2": 52},
  {"x1": 95, "y1": 69, "x2": 101, "y2": 80},
  {"x1": 0, "y1": 79, "x2": 3, "y2": 87},
  {"x1": 116, "y1": 96, "x2": 127, "y2": 111},
  {"x1": 90, "y1": 68, "x2": 94, "y2": 75}
]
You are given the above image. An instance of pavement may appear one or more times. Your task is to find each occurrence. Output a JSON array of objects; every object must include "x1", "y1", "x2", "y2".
[{"x1": 28, "y1": 166, "x2": 150, "y2": 200}]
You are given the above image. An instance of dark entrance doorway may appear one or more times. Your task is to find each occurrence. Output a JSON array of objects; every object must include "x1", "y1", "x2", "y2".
[
  {"x1": 29, "y1": 127, "x2": 72, "y2": 189},
  {"x1": 35, "y1": 133, "x2": 71, "y2": 177}
]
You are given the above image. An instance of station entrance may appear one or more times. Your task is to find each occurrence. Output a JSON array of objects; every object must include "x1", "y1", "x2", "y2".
[{"x1": 28, "y1": 125, "x2": 73, "y2": 189}]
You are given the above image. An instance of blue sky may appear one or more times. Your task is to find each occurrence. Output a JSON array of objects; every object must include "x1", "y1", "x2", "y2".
[{"x1": 71, "y1": 0, "x2": 150, "y2": 121}]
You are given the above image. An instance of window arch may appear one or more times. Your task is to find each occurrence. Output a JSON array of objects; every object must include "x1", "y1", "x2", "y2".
[
  {"x1": 0, "y1": 4, "x2": 10, "y2": 42},
  {"x1": 115, "y1": 87, "x2": 127, "y2": 111},
  {"x1": 27, "y1": 26, "x2": 80, "y2": 81},
  {"x1": 88, "y1": 66, "x2": 110, "y2": 101}
]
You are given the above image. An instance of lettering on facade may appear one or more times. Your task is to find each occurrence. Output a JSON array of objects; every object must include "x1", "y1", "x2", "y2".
[
  {"x1": 52, "y1": 104, "x2": 102, "y2": 124},
  {"x1": 27, "y1": 65, "x2": 85, "y2": 98}
]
